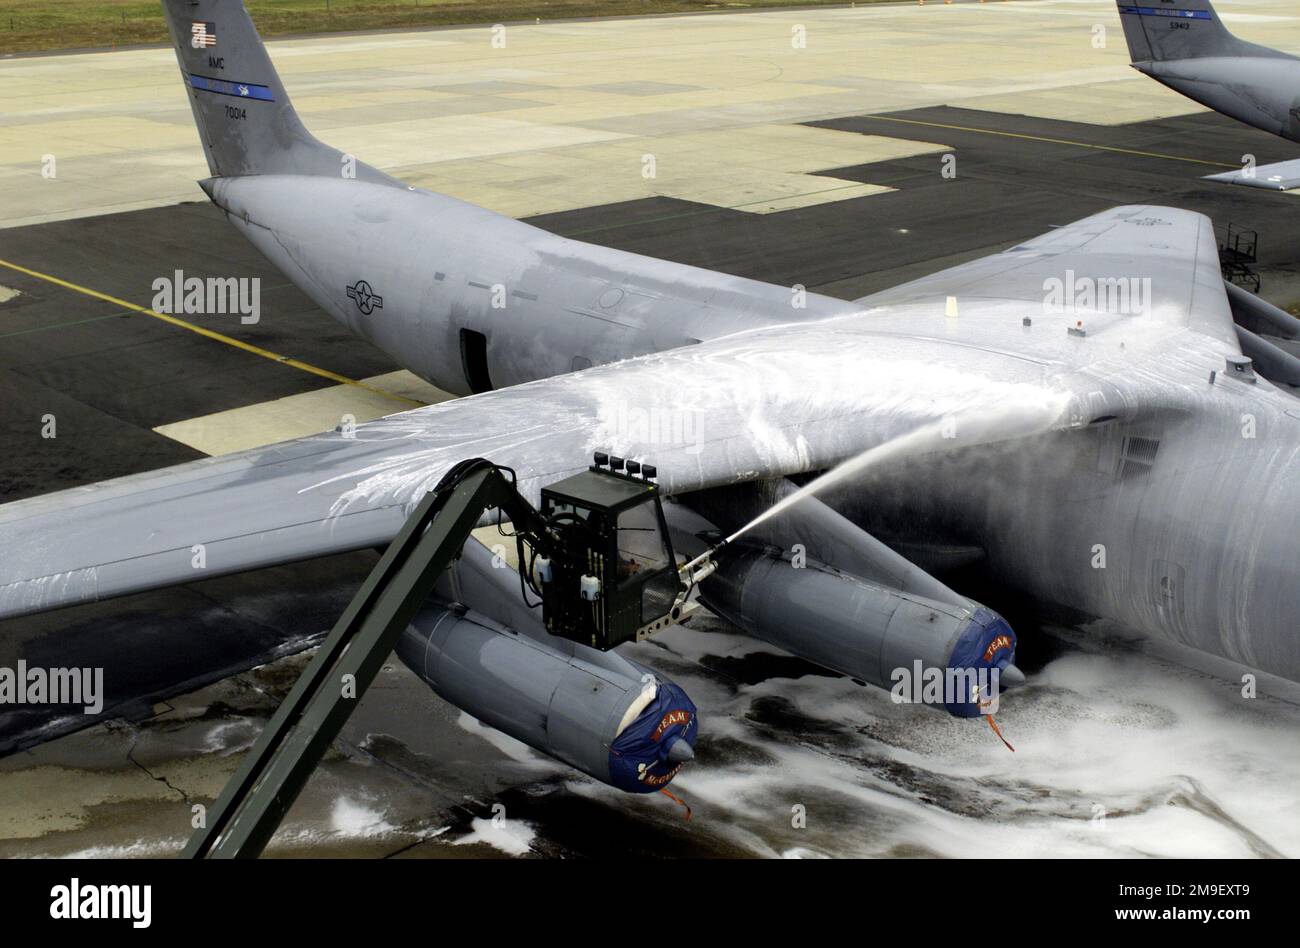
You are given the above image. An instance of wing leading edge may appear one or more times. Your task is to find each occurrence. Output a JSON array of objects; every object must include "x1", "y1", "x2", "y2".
[{"x1": 1204, "y1": 158, "x2": 1300, "y2": 191}]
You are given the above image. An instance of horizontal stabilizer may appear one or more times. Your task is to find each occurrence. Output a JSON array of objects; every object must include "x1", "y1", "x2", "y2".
[{"x1": 1204, "y1": 158, "x2": 1300, "y2": 191}]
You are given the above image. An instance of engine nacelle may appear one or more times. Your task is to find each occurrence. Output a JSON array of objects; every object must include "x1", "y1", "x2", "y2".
[
  {"x1": 699, "y1": 546, "x2": 1018, "y2": 717},
  {"x1": 396, "y1": 603, "x2": 697, "y2": 792}
]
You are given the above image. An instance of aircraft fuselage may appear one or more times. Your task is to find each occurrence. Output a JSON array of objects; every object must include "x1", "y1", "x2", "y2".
[
  {"x1": 204, "y1": 175, "x2": 856, "y2": 396},
  {"x1": 1138, "y1": 55, "x2": 1300, "y2": 143},
  {"x1": 838, "y1": 376, "x2": 1300, "y2": 682}
]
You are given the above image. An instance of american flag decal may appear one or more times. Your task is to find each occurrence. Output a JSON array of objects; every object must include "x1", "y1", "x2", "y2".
[{"x1": 190, "y1": 21, "x2": 216, "y2": 49}]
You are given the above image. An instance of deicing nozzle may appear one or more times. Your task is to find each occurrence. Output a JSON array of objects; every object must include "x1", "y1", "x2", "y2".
[{"x1": 680, "y1": 539, "x2": 729, "y2": 584}]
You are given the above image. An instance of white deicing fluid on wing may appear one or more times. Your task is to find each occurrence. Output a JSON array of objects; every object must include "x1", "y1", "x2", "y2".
[
  {"x1": 292, "y1": 314, "x2": 1074, "y2": 522},
  {"x1": 728, "y1": 391, "x2": 1073, "y2": 544},
  {"x1": 1, "y1": 568, "x2": 99, "y2": 614}
]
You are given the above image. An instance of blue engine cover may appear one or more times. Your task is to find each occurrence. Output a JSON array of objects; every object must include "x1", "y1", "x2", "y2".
[
  {"x1": 944, "y1": 607, "x2": 1017, "y2": 718},
  {"x1": 607, "y1": 681, "x2": 698, "y2": 793}
]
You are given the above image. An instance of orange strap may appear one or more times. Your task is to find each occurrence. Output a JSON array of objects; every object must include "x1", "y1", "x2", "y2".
[
  {"x1": 660, "y1": 787, "x2": 692, "y2": 820},
  {"x1": 985, "y1": 711, "x2": 1015, "y2": 752}
]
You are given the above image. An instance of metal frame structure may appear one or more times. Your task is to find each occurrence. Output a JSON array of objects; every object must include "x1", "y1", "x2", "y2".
[
  {"x1": 184, "y1": 456, "x2": 700, "y2": 858},
  {"x1": 183, "y1": 461, "x2": 530, "y2": 858}
]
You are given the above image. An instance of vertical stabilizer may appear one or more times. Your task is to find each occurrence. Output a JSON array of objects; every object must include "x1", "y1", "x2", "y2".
[
  {"x1": 160, "y1": 0, "x2": 394, "y2": 182},
  {"x1": 1117, "y1": 2, "x2": 1270, "y2": 63}
]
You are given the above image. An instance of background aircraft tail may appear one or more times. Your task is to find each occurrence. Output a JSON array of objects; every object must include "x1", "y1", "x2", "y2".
[
  {"x1": 161, "y1": 0, "x2": 392, "y2": 182},
  {"x1": 1117, "y1": 1, "x2": 1260, "y2": 63}
]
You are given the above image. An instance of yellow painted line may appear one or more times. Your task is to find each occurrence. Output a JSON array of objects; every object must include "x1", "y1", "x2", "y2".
[
  {"x1": 0, "y1": 257, "x2": 425, "y2": 408},
  {"x1": 859, "y1": 115, "x2": 1240, "y2": 170}
]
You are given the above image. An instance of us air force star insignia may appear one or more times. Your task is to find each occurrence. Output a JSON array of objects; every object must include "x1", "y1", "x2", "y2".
[{"x1": 346, "y1": 280, "x2": 383, "y2": 315}]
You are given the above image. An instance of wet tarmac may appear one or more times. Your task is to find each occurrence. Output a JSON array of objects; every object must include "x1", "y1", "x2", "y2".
[{"x1": 2, "y1": 599, "x2": 1298, "y2": 859}]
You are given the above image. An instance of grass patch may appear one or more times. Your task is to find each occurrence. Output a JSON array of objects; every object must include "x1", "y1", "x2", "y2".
[{"x1": 0, "y1": 0, "x2": 882, "y2": 54}]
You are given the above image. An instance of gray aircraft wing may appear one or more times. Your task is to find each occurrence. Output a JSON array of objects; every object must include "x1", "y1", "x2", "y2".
[
  {"x1": 860, "y1": 205, "x2": 1239, "y2": 349},
  {"x1": 1203, "y1": 158, "x2": 1300, "y2": 191},
  {"x1": 0, "y1": 206, "x2": 1238, "y2": 620}
]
